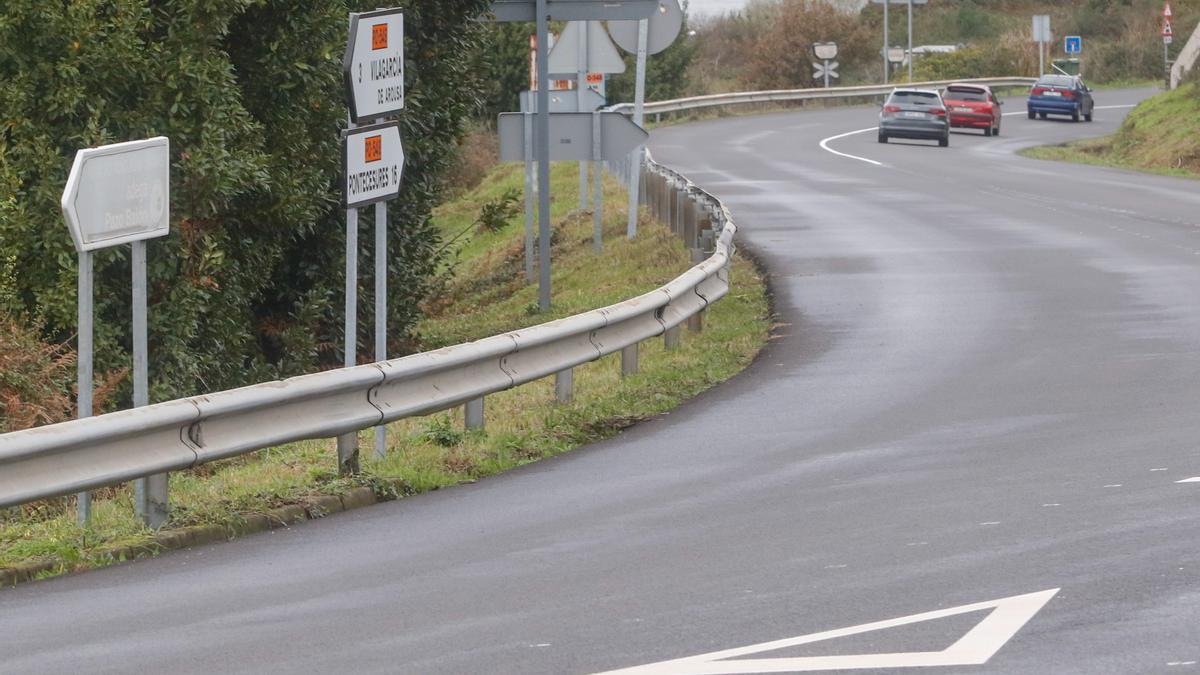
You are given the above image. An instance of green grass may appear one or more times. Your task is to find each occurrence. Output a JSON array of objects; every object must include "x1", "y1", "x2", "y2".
[
  {"x1": 0, "y1": 161, "x2": 770, "y2": 579},
  {"x1": 1021, "y1": 83, "x2": 1200, "y2": 180}
]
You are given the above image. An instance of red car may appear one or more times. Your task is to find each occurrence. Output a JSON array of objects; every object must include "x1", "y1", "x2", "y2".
[{"x1": 941, "y1": 84, "x2": 1003, "y2": 136}]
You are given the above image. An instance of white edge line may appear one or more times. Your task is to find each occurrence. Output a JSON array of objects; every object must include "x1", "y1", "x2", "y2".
[
  {"x1": 1176, "y1": 477, "x2": 1200, "y2": 483},
  {"x1": 818, "y1": 127, "x2": 883, "y2": 166}
]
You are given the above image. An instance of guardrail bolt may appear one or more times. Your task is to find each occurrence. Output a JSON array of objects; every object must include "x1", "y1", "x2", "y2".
[
  {"x1": 555, "y1": 368, "x2": 574, "y2": 404},
  {"x1": 621, "y1": 343, "x2": 640, "y2": 377},
  {"x1": 664, "y1": 325, "x2": 682, "y2": 350},
  {"x1": 337, "y1": 432, "x2": 361, "y2": 476},
  {"x1": 465, "y1": 397, "x2": 485, "y2": 430}
]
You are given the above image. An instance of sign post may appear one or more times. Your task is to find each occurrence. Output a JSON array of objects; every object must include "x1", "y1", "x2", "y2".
[
  {"x1": 1163, "y1": 3, "x2": 1174, "y2": 87},
  {"x1": 60, "y1": 136, "x2": 171, "y2": 527},
  {"x1": 488, "y1": 0, "x2": 658, "y2": 310},
  {"x1": 1032, "y1": 15, "x2": 1051, "y2": 75},
  {"x1": 609, "y1": 0, "x2": 684, "y2": 240},
  {"x1": 342, "y1": 9, "x2": 405, "y2": 465}
]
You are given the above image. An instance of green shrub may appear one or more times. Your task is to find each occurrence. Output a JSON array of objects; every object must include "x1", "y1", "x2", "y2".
[{"x1": 0, "y1": 0, "x2": 490, "y2": 407}]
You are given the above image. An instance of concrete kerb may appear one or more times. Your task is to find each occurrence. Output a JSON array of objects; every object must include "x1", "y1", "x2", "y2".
[{"x1": 0, "y1": 486, "x2": 380, "y2": 591}]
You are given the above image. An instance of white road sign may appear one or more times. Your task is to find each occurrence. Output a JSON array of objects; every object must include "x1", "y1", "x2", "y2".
[
  {"x1": 61, "y1": 137, "x2": 170, "y2": 253},
  {"x1": 498, "y1": 112, "x2": 648, "y2": 162},
  {"x1": 343, "y1": 9, "x2": 404, "y2": 123},
  {"x1": 342, "y1": 122, "x2": 404, "y2": 208},
  {"x1": 598, "y1": 589, "x2": 1060, "y2": 674},
  {"x1": 608, "y1": 0, "x2": 684, "y2": 56},
  {"x1": 1032, "y1": 15, "x2": 1051, "y2": 43},
  {"x1": 548, "y1": 21, "x2": 627, "y2": 76}
]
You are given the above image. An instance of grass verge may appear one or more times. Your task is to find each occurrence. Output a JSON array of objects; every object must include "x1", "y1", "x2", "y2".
[
  {"x1": 1020, "y1": 82, "x2": 1200, "y2": 180},
  {"x1": 1, "y1": 161, "x2": 770, "y2": 583}
]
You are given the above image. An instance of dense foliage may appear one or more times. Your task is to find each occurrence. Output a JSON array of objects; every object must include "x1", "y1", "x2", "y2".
[{"x1": 0, "y1": 0, "x2": 490, "y2": 408}]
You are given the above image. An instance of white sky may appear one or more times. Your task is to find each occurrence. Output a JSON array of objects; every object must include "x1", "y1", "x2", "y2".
[{"x1": 688, "y1": 0, "x2": 749, "y2": 17}]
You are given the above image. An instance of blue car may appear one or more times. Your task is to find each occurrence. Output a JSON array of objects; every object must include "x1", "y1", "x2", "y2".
[{"x1": 1027, "y1": 74, "x2": 1094, "y2": 122}]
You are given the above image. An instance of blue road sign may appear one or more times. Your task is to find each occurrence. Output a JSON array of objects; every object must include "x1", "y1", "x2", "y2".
[{"x1": 1064, "y1": 35, "x2": 1082, "y2": 54}]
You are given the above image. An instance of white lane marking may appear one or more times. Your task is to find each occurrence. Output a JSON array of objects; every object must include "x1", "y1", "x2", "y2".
[
  {"x1": 1151, "y1": 468, "x2": 1168, "y2": 472},
  {"x1": 980, "y1": 521, "x2": 1001, "y2": 526},
  {"x1": 1001, "y1": 103, "x2": 1137, "y2": 117},
  {"x1": 1103, "y1": 484, "x2": 1123, "y2": 488},
  {"x1": 1177, "y1": 477, "x2": 1200, "y2": 483},
  {"x1": 1043, "y1": 503, "x2": 1061, "y2": 507},
  {"x1": 818, "y1": 127, "x2": 883, "y2": 166},
  {"x1": 595, "y1": 589, "x2": 1060, "y2": 674}
]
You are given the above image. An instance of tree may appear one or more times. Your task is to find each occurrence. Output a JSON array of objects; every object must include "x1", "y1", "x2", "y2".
[{"x1": 0, "y1": 0, "x2": 491, "y2": 407}]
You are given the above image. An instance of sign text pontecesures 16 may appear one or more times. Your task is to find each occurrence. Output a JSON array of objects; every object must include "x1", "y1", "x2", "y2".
[{"x1": 343, "y1": 122, "x2": 404, "y2": 208}]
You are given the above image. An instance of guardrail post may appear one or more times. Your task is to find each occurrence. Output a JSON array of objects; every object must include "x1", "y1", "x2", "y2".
[
  {"x1": 621, "y1": 343, "x2": 639, "y2": 376},
  {"x1": 555, "y1": 368, "x2": 573, "y2": 404},
  {"x1": 665, "y1": 182, "x2": 675, "y2": 231},
  {"x1": 337, "y1": 433, "x2": 360, "y2": 476},
  {"x1": 688, "y1": 248, "x2": 706, "y2": 333},
  {"x1": 683, "y1": 194, "x2": 698, "y2": 248},
  {"x1": 664, "y1": 325, "x2": 681, "y2": 350},
  {"x1": 465, "y1": 396, "x2": 485, "y2": 430}
]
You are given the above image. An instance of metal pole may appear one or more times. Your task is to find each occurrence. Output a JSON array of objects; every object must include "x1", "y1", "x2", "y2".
[
  {"x1": 131, "y1": 241, "x2": 167, "y2": 528},
  {"x1": 907, "y1": 0, "x2": 914, "y2": 82},
  {"x1": 337, "y1": 206, "x2": 360, "y2": 474},
  {"x1": 883, "y1": 0, "x2": 889, "y2": 83},
  {"x1": 374, "y1": 201, "x2": 387, "y2": 460},
  {"x1": 1039, "y1": 40, "x2": 1044, "y2": 76},
  {"x1": 76, "y1": 250, "x2": 92, "y2": 525},
  {"x1": 578, "y1": 21, "x2": 590, "y2": 211},
  {"x1": 593, "y1": 111, "x2": 603, "y2": 252},
  {"x1": 536, "y1": 0, "x2": 552, "y2": 311},
  {"x1": 626, "y1": 18, "x2": 649, "y2": 240},
  {"x1": 524, "y1": 111, "x2": 535, "y2": 283},
  {"x1": 1165, "y1": 40, "x2": 1170, "y2": 89},
  {"x1": 824, "y1": 58, "x2": 831, "y2": 88}
]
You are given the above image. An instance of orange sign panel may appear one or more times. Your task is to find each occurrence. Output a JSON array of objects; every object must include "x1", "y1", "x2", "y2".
[
  {"x1": 364, "y1": 135, "x2": 382, "y2": 162},
  {"x1": 372, "y1": 24, "x2": 388, "y2": 50}
]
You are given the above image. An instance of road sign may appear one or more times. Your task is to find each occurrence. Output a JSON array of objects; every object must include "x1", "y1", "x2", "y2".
[
  {"x1": 521, "y1": 88, "x2": 606, "y2": 113},
  {"x1": 343, "y1": 9, "x2": 404, "y2": 123},
  {"x1": 1164, "y1": 1, "x2": 1173, "y2": 17},
  {"x1": 1065, "y1": 35, "x2": 1082, "y2": 54},
  {"x1": 608, "y1": 0, "x2": 684, "y2": 55},
  {"x1": 1163, "y1": 20, "x2": 1174, "y2": 39},
  {"x1": 812, "y1": 42, "x2": 838, "y2": 61},
  {"x1": 498, "y1": 112, "x2": 648, "y2": 162},
  {"x1": 61, "y1": 137, "x2": 170, "y2": 253},
  {"x1": 597, "y1": 589, "x2": 1060, "y2": 674},
  {"x1": 886, "y1": 46, "x2": 906, "y2": 63},
  {"x1": 487, "y1": 0, "x2": 658, "y2": 21},
  {"x1": 812, "y1": 60, "x2": 839, "y2": 84},
  {"x1": 342, "y1": 122, "x2": 404, "y2": 208},
  {"x1": 548, "y1": 21, "x2": 627, "y2": 75},
  {"x1": 1032, "y1": 15, "x2": 1051, "y2": 43}
]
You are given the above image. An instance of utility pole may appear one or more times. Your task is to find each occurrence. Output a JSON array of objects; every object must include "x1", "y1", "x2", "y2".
[{"x1": 883, "y1": 0, "x2": 889, "y2": 83}]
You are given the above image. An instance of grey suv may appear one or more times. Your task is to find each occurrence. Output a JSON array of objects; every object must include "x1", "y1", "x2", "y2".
[{"x1": 878, "y1": 89, "x2": 951, "y2": 147}]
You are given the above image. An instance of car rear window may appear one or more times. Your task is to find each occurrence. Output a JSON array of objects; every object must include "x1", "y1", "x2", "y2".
[
  {"x1": 1036, "y1": 75, "x2": 1074, "y2": 88},
  {"x1": 944, "y1": 87, "x2": 986, "y2": 101},
  {"x1": 889, "y1": 91, "x2": 940, "y2": 105}
]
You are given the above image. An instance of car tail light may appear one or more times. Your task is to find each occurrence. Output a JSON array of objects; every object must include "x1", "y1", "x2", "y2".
[
  {"x1": 883, "y1": 105, "x2": 902, "y2": 113},
  {"x1": 1061, "y1": 90, "x2": 1075, "y2": 99},
  {"x1": 1031, "y1": 87, "x2": 1046, "y2": 95},
  {"x1": 931, "y1": 108, "x2": 946, "y2": 117}
]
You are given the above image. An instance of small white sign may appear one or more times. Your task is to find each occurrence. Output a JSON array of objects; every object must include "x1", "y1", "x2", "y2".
[
  {"x1": 61, "y1": 137, "x2": 170, "y2": 253},
  {"x1": 343, "y1": 122, "x2": 404, "y2": 208},
  {"x1": 343, "y1": 9, "x2": 404, "y2": 123}
]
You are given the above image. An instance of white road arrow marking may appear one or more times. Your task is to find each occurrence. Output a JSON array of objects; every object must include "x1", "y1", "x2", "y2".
[{"x1": 596, "y1": 588, "x2": 1059, "y2": 674}]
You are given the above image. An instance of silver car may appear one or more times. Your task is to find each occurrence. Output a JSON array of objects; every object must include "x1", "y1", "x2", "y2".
[{"x1": 878, "y1": 88, "x2": 951, "y2": 147}]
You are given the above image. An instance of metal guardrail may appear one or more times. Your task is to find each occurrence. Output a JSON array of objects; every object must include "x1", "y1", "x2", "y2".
[
  {"x1": 609, "y1": 77, "x2": 1038, "y2": 118},
  {"x1": 0, "y1": 153, "x2": 735, "y2": 512}
]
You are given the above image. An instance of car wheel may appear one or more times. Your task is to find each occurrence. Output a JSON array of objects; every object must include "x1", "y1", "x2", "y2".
[
  {"x1": 1028, "y1": 109, "x2": 1036, "y2": 119},
  {"x1": 984, "y1": 125, "x2": 993, "y2": 137},
  {"x1": 1071, "y1": 110, "x2": 1080, "y2": 122},
  {"x1": 878, "y1": 131, "x2": 888, "y2": 144},
  {"x1": 938, "y1": 134, "x2": 949, "y2": 148},
  {"x1": 994, "y1": 121, "x2": 1001, "y2": 137},
  {"x1": 1038, "y1": 112, "x2": 1047, "y2": 119},
  {"x1": 1085, "y1": 110, "x2": 1093, "y2": 122}
]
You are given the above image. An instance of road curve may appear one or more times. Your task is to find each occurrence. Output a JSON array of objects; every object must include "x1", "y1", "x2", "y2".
[{"x1": 4, "y1": 87, "x2": 1200, "y2": 674}]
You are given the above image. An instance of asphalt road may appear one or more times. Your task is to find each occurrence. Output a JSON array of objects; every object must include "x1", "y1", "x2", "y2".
[{"x1": 4, "y1": 87, "x2": 1199, "y2": 674}]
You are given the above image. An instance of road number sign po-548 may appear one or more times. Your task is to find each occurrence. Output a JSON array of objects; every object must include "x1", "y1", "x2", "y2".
[
  {"x1": 344, "y1": 9, "x2": 404, "y2": 123},
  {"x1": 342, "y1": 122, "x2": 404, "y2": 208}
]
